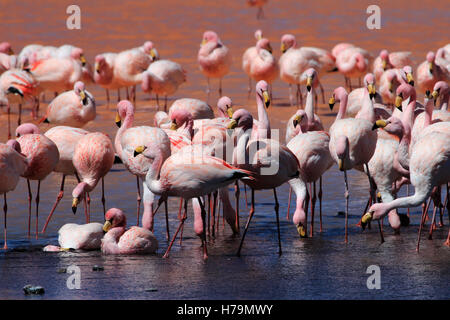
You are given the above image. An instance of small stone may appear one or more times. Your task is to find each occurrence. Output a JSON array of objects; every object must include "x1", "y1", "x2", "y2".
[
  {"x1": 57, "y1": 268, "x2": 67, "y2": 273},
  {"x1": 92, "y1": 265, "x2": 104, "y2": 271},
  {"x1": 145, "y1": 288, "x2": 158, "y2": 292},
  {"x1": 23, "y1": 285, "x2": 45, "y2": 295},
  {"x1": 337, "y1": 211, "x2": 345, "y2": 216}
]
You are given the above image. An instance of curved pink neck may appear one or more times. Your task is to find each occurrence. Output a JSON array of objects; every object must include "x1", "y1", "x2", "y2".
[
  {"x1": 256, "y1": 92, "x2": 270, "y2": 138},
  {"x1": 114, "y1": 110, "x2": 134, "y2": 157},
  {"x1": 305, "y1": 90, "x2": 315, "y2": 130},
  {"x1": 423, "y1": 97, "x2": 434, "y2": 128},
  {"x1": 336, "y1": 91, "x2": 348, "y2": 121},
  {"x1": 440, "y1": 91, "x2": 449, "y2": 111}
]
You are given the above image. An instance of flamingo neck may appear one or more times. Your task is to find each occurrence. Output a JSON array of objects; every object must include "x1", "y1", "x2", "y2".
[
  {"x1": 235, "y1": 129, "x2": 251, "y2": 166},
  {"x1": 145, "y1": 149, "x2": 164, "y2": 196},
  {"x1": 356, "y1": 88, "x2": 376, "y2": 123},
  {"x1": 376, "y1": 190, "x2": 430, "y2": 219},
  {"x1": 256, "y1": 92, "x2": 270, "y2": 139},
  {"x1": 423, "y1": 97, "x2": 434, "y2": 128},
  {"x1": 115, "y1": 111, "x2": 134, "y2": 158},
  {"x1": 440, "y1": 91, "x2": 449, "y2": 111},
  {"x1": 397, "y1": 119, "x2": 411, "y2": 170},
  {"x1": 102, "y1": 227, "x2": 126, "y2": 254},
  {"x1": 305, "y1": 90, "x2": 315, "y2": 130},
  {"x1": 336, "y1": 93, "x2": 348, "y2": 121}
]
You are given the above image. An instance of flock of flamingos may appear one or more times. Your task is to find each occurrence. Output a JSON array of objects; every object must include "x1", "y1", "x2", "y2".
[{"x1": 0, "y1": 13, "x2": 449, "y2": 260}]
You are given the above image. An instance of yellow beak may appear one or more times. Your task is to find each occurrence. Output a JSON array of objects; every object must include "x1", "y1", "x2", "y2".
[
  {"x1": 361, "y1": 212, "x2": 373, "y2": 224},
  {"x1": 227, "y1": 119, "x2": 238, "y2": 129},
  {"x1": 388, "y1": 82, "x2": 393, "y2": 93},
  {"x1": 373, "y1": 119, "x2": 388, "y2": 130},
  {"x1": 103, "y1": 220, "x2": 112, "y2": 232},
  {"x1": 338, "y1": 159, "x2": 344, "y2": 171},
  {"x1": 115, "y1": 112, "x2": 121, "y2": 128},
  {"x1": 133, "y1": 145, "x2": 146, "y2": 157},
  {"x1": 306, "y1": 77, "x2": 312, "y2": 91},
  {"x1": 79, "y1": 90, "x2": 86, "y2": 101},
  {"x1": 267, "y1": 44, "x2": 273, "y2": 54},
  {"x1": 262, "y1": 90, "x2": 270, "y2": 108},
  {"x1": 395, "y1": 95, "x2": 403, "y2": 109},
  {"x1": 431, "y1": 90, "x2": 439, "y2": 100},
  {"x1": 281, "y1": 43, "x2": 286, "y2": 53},
  {"x1": 368, "y1": 84, "x2": 376, "y2": 95},
  {"x1": 72, "y1": 197, "x2": 79, "y2": 213},
  {"x1": 201, "y1": 39, "x2": 207, "y2": 46},
  {"x1": 293, "y1": 114, "x2": 303, "y2": 127},
  {"x1": 329, "y1": 96, "x2": 336, "y2": 110},
  {"x1": 226, "y1": 108, "x2": 234, "y2": 118},
  {"x1": 406, "y1": 73, "x2": 414, "y2": 85},
  {"x1": 429, "y1": 62, "x2": 433, "y2": 73},
  {"x1": 170, "y1": 121, "x2": 178, "y2": 130}
]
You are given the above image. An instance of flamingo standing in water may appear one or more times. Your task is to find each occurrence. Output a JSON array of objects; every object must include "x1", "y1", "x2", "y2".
[
  {"x1": 141, "y1": 59, "x2": 186, "y2": 111},
  {"x1": 198, "y1": 31, "x2": 232, "y2": 98},
  {"x1": 40, "y1": 126, "x2": 89, "y2": 233},
  {"x1": 335, "y1": 46, "x2": 373, "y2": 91},
  {"x1": 167, "y1": 98, "x2": 214, "y2": 120},
  {"x1": 243, "y1": 29, "x2": 264, "y2": 94},
  {"x1": 0, "y1": 140, "x2": 27, "y2": 249},
  {"x1": 373, "y1": 49, "x2": 413, "y2": 81},
  {"x1": 71, "y1": 132, "x2": 115, "y2": 222},
  {"x1": 114, "y1": 100, "x2": 171, "y2": 230},
  {"x1": 247, "y1": 0, "x2": 268, "y2": 19},
  {"x1": 15, "y1": 123, "x2": 59, "y2": 238},
  {"x1": 243, "y1": 38, "x2": 278, "y2": 96},
  {"x1": 101, "y1": 208, "x2": 158, "y2": 254},
  {"x1": 41, "y1": 81, "x2": 96, "y2": 127},
  {"x1": 417, "y1": 51, "x2": 449, "y2": 94},
  {"x1": 94, "y1": 53, "x2": 121, "y2": 105},
  {"x1": 43, "y1": 222, "x2": 104, "y2": 252},
  {"x1": 328, "y1": 84, "x2": 378, "y2": 243},
  {"x1": 134, "y1": 140, "x2": 253, "y2": 260},
  {"x1": 0, "y1": 69, "x2": 38, "y2": 139}
]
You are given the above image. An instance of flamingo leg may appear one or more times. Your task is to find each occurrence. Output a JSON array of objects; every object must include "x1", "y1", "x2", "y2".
[
  {"x1": 180, "y1": 199, "x2": 186, "y2": 246},
  {"x1": 273, "y1": 188, "x2": 282, "y2": 255},
  {"x1": 163, "y1": 200, "x2": 187, "y2": 259},
  {"x1": 286, "y1": 186, "x2": 292, "y2": 220},
  {"x1": 101, "y1": 177, "x2": 106, "y2": 218},
  {"x1": 136, "y1": 176, "x2": 141, "y2": 226},
  {"x1": 343, "y1": 169, "x2": 349, "y2": 244},
  {"x1": 428, "y1": 203, "x2": 438, "y2": 240},
  {"x1": 234, "y1": 181, "x2": 240, "y2": 233},
  {"x1": 319, "y1": 176, "x2": 323, "y2": 232},
  {"x1": 27, "y1": 179, "x2": 32, "y2": 238},
  {"x1": 106, "y1": 89, "x2": 110, "y2": 106},
  {"x1": 86, "y1": 192, "x2": 91, "y2": 223},
  {"x1": 164, "y1": 199, "x2": 170, "y2": 241},
  {"x1": 212, "y1": 190, "x2": 217, "y2": 238},
  {"x1": 407, "y1": 184, "x2": 410, "y2": 217},
  {"x1": 7, "y1": 103, "x2": 11, "y2": 140},
  {"x1": 319, "y1": 81, "x2": 325, "y2": 104},
  {"x1": 126, "y1": 87, "x2": 130, "y2": 100},
  {"x1": 42, "y1": 174, "x2": 66, "y2": 233},
  {"x1": 156, "y1": 95, "x2": 160, "y2": 110},
  {"x1": 197, "y1": 197, "x2": 209, "y2": 260},
  {"x1": 310, "y1": 182, "x2": 317, "y2": 238},
  {"x1": 445, "y1": 227, "x2": 450, "y2": 247},
  {"x1": 417, "y1": 198, "x2": 432, "y2": 252},
  {"x1": 132, "y1": 85, "x2": 136, "y2": 104},
  {"x1": 35, "y1": 180, "x2": 40, "y2": 239},
  {"x1": 237, "y1": 188, "x2": 254, "y2": 257},
  {"x1": 218, "y1": 78, "x2": 223, "y2": 97},
  {"x1": 164, "y1": 96, "x2": 168, "y2": 112},
  {"x1": 18, "y1": 103, "x2": 22, "y2": 126},
  {"x1": 206, "y1": 77, "x2": 210, "y2": 100},
  {"x1": 247, "y1": 78, "x2": 252, "y2": 98},
  {"x1": 3, "y1": 193, "x2": 7, "y2": 250},
  {"x1": 244, "y1": 183, "x2": 248, "y2": 210},
  {"x1": 207, "y1": 194, "x2": 211, "y2": 237},
  {"x1": 117, "y1": 88, "x2": 121, "y2": 102},
  {"x1": 289, "y1": 84, "x2": 294, "y2": 107}
]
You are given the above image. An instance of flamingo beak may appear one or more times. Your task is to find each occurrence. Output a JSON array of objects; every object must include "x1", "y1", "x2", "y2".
[
  {"x1": 79, "y1": 90, "x2": 86, "y2": 101},
  {"x1": 72, "y1": 198, "x2": 79, "y2": 214},
  {"x1": 134, "y1": 145, "x2": 146, "y2": 157},
  {"x1": 227, "y1": 119, "x2": 237, "y2": 129},
  {"x1": 367, "y1": 84, "x2": 376, "y2": 99},
  {"x1": 201, "y1": 39, "x2": 207, "y2": 46},
  {"x1": 293, "y1": 114, "x2": 302, "y2": 127},
  {"x1": 296, "y1": 224, "x2": 306, "y2": 238},
  {"x1": 338, "y1": 159, "x2": 344, "y2": 171},
  {"x1": 395, "y1": 95, "x2": 403, "y2": 111},
  {"x1": 115, "y1": 112, "x2": 121, "y2": 128},
  {"x1": 170, "y1": 121, "x2": 178, "y2": 130},
  {"x1": 328, "y1": 96, "x2": 335, "y2": 110},
  {"x1": 226, "y1": 108, "x2": 234, "y2": 118},
  {"x1": 150, "y1": 48, "x2": 157, "y2": 60},
  {"x1": 406, "y1": 73, "x2": 414, "y2": 86},
  {"x1": 306, "y1": 77, "x2": 312, "y2": 92},
  {"x1": 360, "y1": 212, "x2": 373, "y2": 230},
  {"x1": 103, "y1": 220, "x2": 112, "y2": 232},
  {"x1": 428, "y1": 62, "x2": 433, "y2": 74},
  {"x1": 80, "y1": 55, "x2": 87, "y2": 67},
  {"x1": 372, "y1": 119, "x2": 388, "y2": 130},
  {"x1": 381, "y1": 59, "x2": 387, "y2": 70},
  {"x1": 262, "y1": 91, "x2": 270, "y2": 108},
  {"x1": 281, "y1": 43, "x2": 286, "y2": 53},
  {"x1": 431, "y1": 90, "x2": 439, "y2": 106}
]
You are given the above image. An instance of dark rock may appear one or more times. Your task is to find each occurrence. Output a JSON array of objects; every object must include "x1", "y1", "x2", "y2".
[
  {"x1": 92, "y1": 265, "x2": 104, "y2": 271},
  {"x1": 23, "y1": 285, "x2": 45, "y2": 295}
]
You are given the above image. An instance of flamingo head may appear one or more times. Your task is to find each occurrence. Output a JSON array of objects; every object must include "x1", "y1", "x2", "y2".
[
  {"x1": 363, "y1": 73, "x2": 376, "y2": 99},
  {"x1": 94, "y1": 54, "x2": 107, "y2": 73},
  {"x1": 15, "y1": 123, "x2": 40, "y2": 137},
  {"x1": 201, "y1": 31, "x2": 220, "y2": 46},
  {"x1": 394, "y1": 83, "x2": 415, "y2": 111},
  {"x1": 431, "y1": 81, "x2": 449, "y2": 105},
  {"x1": 292, "y1": 109, "x2": 308, "y2": 131},
  {"x1": 256, "y1": 80, "x2": 270, "y2": 108},
  {"x1": 280, "y1": 34, "x2": 296, "y2": 53},
  {"x1": 256, "y1": 38, "x2": 272, "y2": 54},
  {"x1": 362, "y1": 203, "x2": 389, "y2": 229},
  {"x1": 74, "y1": 81, "x2": 87, "y2": 103},
  {"x1": 329, "y1": 87, "x2": 348, "y2": 110},
  {"x1": 116, "y1": 100, "x2": 134, "y2": 128},
  {"x1": 170, "y1": 109, "x2": 192, "y2": 131},
  {"x1": 402, "y1": 66, "x2": 414, "y2": 86},
  {"x1": 6, "y1": 139, "x2": 22, "y2": 153},
  {"x1": 143, "y1": 41, "x2": 158, "y2": 61},
  {"x1": 217, "y1": 96, "x2": 233, "y2": 118},
  {"x1": 372, "y1": 116, "x2": 403, "y2": 137},
  {"x1": 379, "y1": 49, "x2": 389, "y2": 70},
  {"x1": 335, "y1": 135, "x2": 349, "y2": 171},
  {"x1": 426, "y1": 51, "x2": 435, "y2": 74},
  {"x1": 103, "y1": 208, "x2": 127, "y2": 232},
  {"x1": 301, "y1": 68, "x2": 318, "y2": 92},
  {"x1": 0, "y1": 42, "x2": 13, "y2": 55},
  {"x1": 228, "y1": 108, "x2": 253, "y2": 131},
  {"x1": 254, "y1": 29, "x2": 263, "y2": 41},
  {"x1": 71, "y1": 47, "x2": 86, "y2": 66}
]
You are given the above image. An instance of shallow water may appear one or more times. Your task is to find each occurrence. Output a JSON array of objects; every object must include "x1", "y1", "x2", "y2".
[{"x1": 0, "y1": 0, "x2": 449, "y2": 299}]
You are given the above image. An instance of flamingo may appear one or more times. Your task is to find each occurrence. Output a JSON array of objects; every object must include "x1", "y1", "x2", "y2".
[
  {"x1": 417, "y1": 51, "x2": 449, "y2": 94},
  {"x1": 43, "y1": 222, "x2": 104, "y2": 251},
  {"x1": 0, "y1": 53, "x2": 17, "y2": 74},
  {"x1": 242, "y1": 29, "x2": 264, "y2": 94},
  {"x1": 198, "y1": 31, "x2": 232, "y2": 98},
  {"x1": 243, "y1": 38, "x2": 278, "y2": 96},
  {"x1": 94, "y1": 53, "x2": 121, "y2": 105},
  {"x1": 279, "y1": 34, "x2": 335, "y2": 106},
  {"x1": 0, "y1": 68, "x2": 37, "y2": 139},
  {"x1": 302, "y1": 68, "x2": 324, "y2": 131},
  {"x1": 41, "y1": 81, "x2": 96, "y2": 127},
  {"x1": 114, "y1": 100, "x2": 171, "y2": 230},
  {"x1": 373, "y1": 49, "x2": 413, "y2": 81},
  {"x1": 331, "y1": 43, "x2": 355, "y2": 60},
  {"x1": 134, "y1": 141, "x2": 253, "y2": 260},
  {"x1": 101, "y1": 208, "x2": 158, "y2": 254},
  {"x1": 40, "y1": 126, "x2": 89, "y2": 233},
  {"x1": 335, "y1": 46, "x2": 373, "y2": 91},
  {"x1": 15, "y1": 123, "x2": 59, "y2": 238},
  {"x1": 287, "y1": 112, "x2": 334, "y2": 237},
  {"x1": 141, "y1": 59, "x2": 186, "y2": 111},
  {"x1": 328, "y1": 85, "x2": 378, "y2": 243},
  {"x1": 71, "y1": 132, "x2": 115, "y2": 222},
  {"x1": 436, "y1": 45, "x2": 450, "y2": 73},
  {"x1": 247, "y1": 0, "x2": 268, "y2": 19},
  {"x1": 168, "y1": 98, "x2": 214, "y2": 120},
  {"x1": 0, "y1": 140, "x2": 27, "y2": 249},
  {"x1": 0, "y1": 42, "x2": 13, "y2": 55}
]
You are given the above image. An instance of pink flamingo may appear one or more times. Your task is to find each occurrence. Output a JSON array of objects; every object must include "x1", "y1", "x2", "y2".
[
  {"x1": 287, "y1": 112, "x2": 333, "y2": 237},
  {"x1": 101, "y1": 208, "x2": 158, "y2": 254},
  {"x1": 0, "y1": 140, "x2": 27, "y2": 249},
  {"x1": 134, "y1": 142, "x2": 253, "y2": 260},
  {"x1": 94, "y1": 53, "x2": 121, "y2": 105},
  {"x1": 242, "y1": 29, "x2": 264, "y2": 94},
  {"x1": 285, "y1": 109, "x2": 308, "y2": 144},
  {"x1": 141, "y1": 59, "x2": 186, "y2": 111},
  {"x1": 302, "y1": 68, "x2": 324, "y2": 131},
  {"x1": 0, "y1": 69, "x2": 37, "y2": 139},
  {"x1": 43, "y1": 222, "x2": 104, "y2": 251},
  {"x1": 417, "y1": 51, "x2": 449, "y2": 94},
  {"x1": 335, "y1": 46, "x2": 373, "y2": 91},
  {"x1": 40, "y1": 126, "x2": 89, "y2": 233},
  {"x1": 0, "y1": 53, "x2": 17, "y2": 74},
  {"x1": 168, "y1": 98, "x2": 214, "y2": 120},
  {"x1": 373, "y1": 49, "x2": 413, "y2": 81},
  {"x1": 15, "y1": 123, "x2": 59, "y2": 238},
  {"x1": 279, "y1": 34, "x2": 334, "y2": 106},
  {"x1": 115, "y1": 100, "x2": 171, "y2": 230},
  {"x1": 198, "y1": 31, "x2": 232, "y2": 98},
  {"x1": 243, "y1": 38, "x2": 278, "y2": 95},
  {"x1": 331, "y1": 43, "x2": 355, "y2": 60},
  {"x1": 436, "y1": 45, "x2": 450, "y2": 73},
  {"x1": 71, "y1": 132, "x2": 115, "y2": 222},
  {"x1": 0, "y1": 42, "x2": 13, "y2": 55},
  {"x1": 328, "y1": 85, "x2": 378, "y2": 243},
  {"x1": 247, "y1": 0, "x2": 268, "y2": 19},
  {"x1": 41, "y1": 81, "x2": 96, "y2": 127}
]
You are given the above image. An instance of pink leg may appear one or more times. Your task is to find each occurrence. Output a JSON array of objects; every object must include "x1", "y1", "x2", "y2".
[
  {"x1": 273, "y1": 188, "x2": 282, "y2": 255},
  {"x1": 417, "y1": 198, "x2": 432, "y2": 252},
  {"x1": 41, "y1": 174, "x2": 66, "y2": 233},
  {"x1": 27, "y1": 180, "x2": 32, "y2": 238},
  {"x1": 237, "y1": 188, "x2": 255, "y2": 257},
  {"x1": 163, "y1": 200, "x2": 187, "y2": 259},
  {"x1": 197, "y1": 197, "x2": 209, "y2": 260},
  {"x1": 319, "y1": 177, "x2": 323, "y2": 232},
  {"x1": 286, "y1": 186, "x2": 292, "y2": 220},
  {"x1": 164, "y1": 200, "x2": 170, "y2": 240},
  {"x1": 35, "y1": 180, "x2": 41, "y2": 239},
  {"x1": 2, "y1": 193, "x2": 7, "y2": 250},
  {"x1": 234, "y1": 181, "x2": 240, "y2": 233},
  {"x1": 101, "y1": 178, "x2": 106, "y2": 218},
  {"x1": 7, "y1": 103, "x2": 11, "y2": 140}
]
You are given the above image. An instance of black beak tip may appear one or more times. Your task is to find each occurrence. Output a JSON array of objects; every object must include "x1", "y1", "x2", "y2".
[
  {"x1": 306, "y1": 85, "x2": 311, "y2": 92},
  {"x1": 409, "y1": 80, "x2": 414, "y2": 86},
  {"x1": 397, "y1": 106, "x2": 403, "y2": 112},
  {"x1": 72, "y1": 206, "x2": 77, "y2": 214},
  {"x1": 115, "y1": 121, "x2": 121, "y2": 128},
  {"x1": 293, "y1": 120, "x2": 298, "y2": 127},
  {"x1": 329, "y1": 103, "x2": 334, "y2": 110},
  {"x1": 372, "y1": 123, "x2": 378, "y2": 130},
  {"x1": 43, "y1": 118, "x2": 49, "y2": 123},
  {"x1": 114, "y1": 155, "x2": 123, "y2": 164},
  {"x1": 133, "y1": 151, "x2": 139, "y2": 157},
  {"x1": 369, "y1": 93, "x2": 375, "y2": 100}
]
